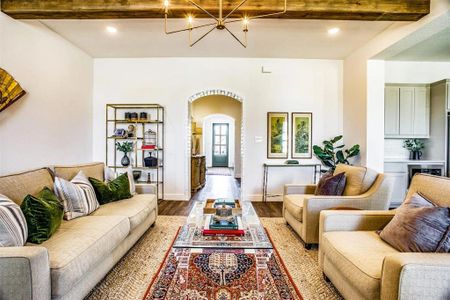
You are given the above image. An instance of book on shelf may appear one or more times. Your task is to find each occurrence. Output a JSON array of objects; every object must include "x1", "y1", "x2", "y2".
[{"x1": 202, "y1": 215, "x2": 245, "y2": 236}]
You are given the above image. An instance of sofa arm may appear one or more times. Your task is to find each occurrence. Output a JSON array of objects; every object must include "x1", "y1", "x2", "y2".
[
  {"x1": 320, "y1": 210, "x2": 396, "y2": 234},
  {"x1": 381, "y1": 253, "x2": 450, "y2": 300},
  {"x1": 0, "y1": 246, "x2": 51, "y2": 300},
  {"x1": 284, "y1": 184, "x2": 316, "y2": 195}
]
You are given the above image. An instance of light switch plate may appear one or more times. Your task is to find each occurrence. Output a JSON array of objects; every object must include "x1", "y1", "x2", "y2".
[{"x1": 254, "y1": 136, "x2": 263, "y2": 143}]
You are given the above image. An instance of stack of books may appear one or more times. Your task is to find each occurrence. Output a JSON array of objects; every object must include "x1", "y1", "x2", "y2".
[{"x1": 202, "y1": 199, "x2": 245, "y2": 236}]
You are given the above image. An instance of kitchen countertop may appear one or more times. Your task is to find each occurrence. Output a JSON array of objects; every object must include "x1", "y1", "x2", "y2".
[{"x1": 384, "y1": 158, "x2": 446, "y2": 164}]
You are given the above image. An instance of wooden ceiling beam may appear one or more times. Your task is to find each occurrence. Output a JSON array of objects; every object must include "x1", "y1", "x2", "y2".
[{"x1": 1, "y1": 0, "x2": 430, "y2": 21}]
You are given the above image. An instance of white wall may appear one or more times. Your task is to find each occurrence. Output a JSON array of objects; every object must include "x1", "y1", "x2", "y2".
[
  {"x1": 93, "y1": 58, "x2": 343, "y2": 201},
  {"x1": 203, "y1": 115, "x2": 235, "y2": 169},
  {"x1": 0, "y1": 13, "x2": 93, "y2": 175},
  {"x1": 385, "y1": 61, "x2": 450, "y2": 83}
]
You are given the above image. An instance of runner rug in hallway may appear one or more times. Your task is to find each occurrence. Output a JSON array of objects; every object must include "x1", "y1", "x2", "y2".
[
  {"x1": 206, "y1": 167, "x2": 232, "y2": 176},
  {"x1": 142, "y1": 230, "x2": 302, "y2": 300}
]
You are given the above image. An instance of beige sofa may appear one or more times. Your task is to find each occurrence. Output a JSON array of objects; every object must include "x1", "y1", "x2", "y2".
[
  {"x1": 283, "y1": 164, "x2": 394, "y2": 248},
  {"x1": 0, "y1": 163, "x2": 158, "y2": 300},
  {"x1": 319, "y1": 174, "x2": 450, "y2": 300}
]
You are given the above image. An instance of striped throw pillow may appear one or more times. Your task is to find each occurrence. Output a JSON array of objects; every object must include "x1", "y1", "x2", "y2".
[
  {"x1": 54, "y1": 171, "x2": 100, "y2": 220},
  {"x1": 0, "y1": 194, "x2": 28, "y2": 247}
]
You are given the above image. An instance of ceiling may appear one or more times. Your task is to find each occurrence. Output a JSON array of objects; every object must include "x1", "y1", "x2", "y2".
[
  {"x1": 41, "y1": 19, "x2": 396, "y2": 59},
  {"x1": 386, "y1": 26, "x2": 450, "y2": 61}
]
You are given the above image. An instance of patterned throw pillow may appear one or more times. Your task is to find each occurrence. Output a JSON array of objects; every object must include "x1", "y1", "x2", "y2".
[
  {"x1": 54, "y1": 171, "x2": 100, "y2": 220},
  {"x1": 315, "y1": 172, "x2": 346, "y2": 196},
  {"x1": 0, "y1": 194, "x2": 28, "y2": 247},
  {"x1": 89, "y1": 173, "x2": 132, "y2": 204},
  {"x1": 21, "y1": 187, "x2": 64, "y2": 244},
  {"x1": 380, "y1": 193, "x2": 450, "y2": 253}
]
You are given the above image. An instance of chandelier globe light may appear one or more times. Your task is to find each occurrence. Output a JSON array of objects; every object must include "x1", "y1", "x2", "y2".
[{"x1": 163, "y1": 0, "x2": 287, "y2": 47}]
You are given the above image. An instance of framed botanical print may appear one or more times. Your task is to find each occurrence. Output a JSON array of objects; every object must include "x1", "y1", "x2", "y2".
[
  {"x1": 291, "y1": 112, "x2": 312, "y2": 159},
  {"x1": 267, "y1": 112, "x2": 289, "y2": 159}
]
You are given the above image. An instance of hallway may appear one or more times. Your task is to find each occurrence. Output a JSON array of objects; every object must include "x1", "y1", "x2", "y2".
[{"x1": 191, "y1": 168, "x2": 240, "y2": 201}]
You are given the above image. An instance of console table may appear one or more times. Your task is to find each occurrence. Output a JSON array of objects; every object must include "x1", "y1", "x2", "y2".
[{"x1": 262, "y1": 163, "x2": 322, "y2": 202}]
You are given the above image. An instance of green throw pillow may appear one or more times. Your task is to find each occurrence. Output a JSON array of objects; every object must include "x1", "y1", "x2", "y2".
[
  {"x1": 89, "y1": 173, "x2": 132, "y2": 205},
  {"x1": 21, "y1": 187, "x2": 64, "y2": 244}
]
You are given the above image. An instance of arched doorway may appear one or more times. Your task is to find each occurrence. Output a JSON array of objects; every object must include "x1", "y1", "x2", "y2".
[{"x1": 186, "y1": 90, "x2": 245, "y2": 201}]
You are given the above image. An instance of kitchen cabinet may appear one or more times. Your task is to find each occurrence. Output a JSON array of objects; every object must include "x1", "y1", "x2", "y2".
[
  {"x1": 384, "y1": 162, "x2": 408, "y2": 207},
  {"x1": 385, "y1": 85, "x2": 430, "y2": 138}
]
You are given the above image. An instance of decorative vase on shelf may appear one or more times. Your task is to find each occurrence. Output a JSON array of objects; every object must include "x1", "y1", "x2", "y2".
[
  {"x1": 410, "y1": 151, "x2": 422, "y2": 160},
  {"x1": 121, "y1": 153, "x2": 130, "y2": 166}
]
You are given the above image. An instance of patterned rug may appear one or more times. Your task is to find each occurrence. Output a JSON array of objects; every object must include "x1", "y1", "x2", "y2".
[
  {"x1": 206, "y1": 168, "x2": 233, "y2": 176},
  {"x1": 85, "y1": 216, "x2": 342, "y2": 300},
  {"x1": 143, "y1": 231, "x2": 302, "y2": 300}
]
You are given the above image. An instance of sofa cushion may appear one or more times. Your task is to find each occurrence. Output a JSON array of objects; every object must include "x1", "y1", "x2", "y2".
[
  {"x1": 91, "y1": 194, "x2": 157, "y2": 230},
  {"x1": 89, "y1": 173, "x2": 132, "y2": 205},
  {"x1": 322, "y1": 231, "x2": 398, "y2": 299},
  {"x1": 283, "y1": 194, "x2": 304, "y2": 222},
  {"x1": 33, "y1": 215, "x2": 130, "y2": 298},
  {"x1": 0, "y1": 168, "x2": 54, "y2": 205},
  {"x1": 0, "y1": 194, "x2": 28, "y2": 247},
  {"x1": 53, "y1": 162, "x2": 105, "y2": 182},
  {"x1": 334, "y1": 164, "x2": 378, "y2": 196}
]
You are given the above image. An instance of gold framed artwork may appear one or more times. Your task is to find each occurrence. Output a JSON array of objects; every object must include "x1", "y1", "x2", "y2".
[
  {"x1": 267, "y1": 112, "x2": 289, "y2": 159},
  {"x1": 0, "y1": 68, "x2": 26, "y2": 113},
  {"x1": 291, "y1": 112, "x2": 312, "y2": 159}
]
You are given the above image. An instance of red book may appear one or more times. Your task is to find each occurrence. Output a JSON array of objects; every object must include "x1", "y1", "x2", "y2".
[
  {"x1": 202, "y1": 229, "x2": 245, "y2": 236},
  {"x1": 142, "y1": 145, "x2": 156, "y2": 150}
]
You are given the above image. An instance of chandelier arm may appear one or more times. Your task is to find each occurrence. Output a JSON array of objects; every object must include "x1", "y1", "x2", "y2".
[
  {"x1": 188, "y1": 0, "x2": 219, "y2": 21},
  {"x1": 224, "y1": 27, "x2": 247, "y2": 48},
  {"x1": 223, "y1": 0, "x2": 248, "y2": 21},
  {"x1": 223, "y1": 19, "x2": 244, "y2": 25},
  {"x1": 248, "y1": 0, "x2": 287, "y2": 20},
  {"x1": 190, "y1": 26, "x2": 217, "y2": 47},
  {"x1": 165, "y1": 18, "x2": 217, "y2": 35}
]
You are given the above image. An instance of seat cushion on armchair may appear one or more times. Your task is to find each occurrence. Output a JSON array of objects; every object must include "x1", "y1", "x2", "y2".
[
  {"x1": 322, "y1": 231, "x2": 398, "y2": 299},
  {"x1": 34, "y1": 215, "x2": 130, "y2": 298},
  {"x1": 91, "y1": 194, "x2": 157, "y2": 230},
  {"x1": 284, "y1": 194, "x2": 305, "y2": 222},
  {"x1": 334, "y1": 164, "x2": 378, "y2": 196}
]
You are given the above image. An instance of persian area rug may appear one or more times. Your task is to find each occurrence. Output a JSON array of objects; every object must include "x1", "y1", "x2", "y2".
[{"x1": 142, "y1": 230, "x2": 302, "y2": 300}]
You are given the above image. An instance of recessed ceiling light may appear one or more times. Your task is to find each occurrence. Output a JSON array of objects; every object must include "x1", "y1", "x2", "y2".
[
  {"x1": 328, "y1": 27, "x2": 340, "y2": 35},
  {"x1": 106, "y1": 26, "x2": 118, "y2": 34}
]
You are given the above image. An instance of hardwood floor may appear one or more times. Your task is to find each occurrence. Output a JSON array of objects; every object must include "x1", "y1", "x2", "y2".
[{"x1": 159, "y1": 171, "x2": 283, "y2": 217}]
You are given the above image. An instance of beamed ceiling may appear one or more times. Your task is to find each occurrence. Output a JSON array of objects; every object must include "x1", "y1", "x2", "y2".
[{"x1": 1, "y1": 0, "x2": 430, "y2": 21}]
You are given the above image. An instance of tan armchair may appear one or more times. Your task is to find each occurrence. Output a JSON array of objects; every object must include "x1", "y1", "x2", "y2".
[
  {"x1": 283, "y1": 164, "x2": 394, "y2": 248},
  {"x1": 319, "y1": 174, "x2": 450, "y2": 300}
]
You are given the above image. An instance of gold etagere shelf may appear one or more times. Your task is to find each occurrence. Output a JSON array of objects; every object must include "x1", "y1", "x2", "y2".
[{"x1": 106, "y1": 104, "x2": 165, "y2": 200}]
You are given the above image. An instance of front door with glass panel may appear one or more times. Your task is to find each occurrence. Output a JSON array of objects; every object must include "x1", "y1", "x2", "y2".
[{"x1": 212, "y1": 123, "x2": 229, "y2": 167}]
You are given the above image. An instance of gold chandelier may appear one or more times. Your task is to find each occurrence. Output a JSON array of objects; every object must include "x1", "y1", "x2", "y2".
[{"x1": 163, "y1": 0, "x2": 287, "y2": 47}]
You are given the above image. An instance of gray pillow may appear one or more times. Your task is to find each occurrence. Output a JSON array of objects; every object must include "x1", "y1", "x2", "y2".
[
  {"x1": 315, "y1": 172, "x2": 346, "y2": 196},
  {"x1": 380, "y1": 193, "x2": 450, "y2": 253}
]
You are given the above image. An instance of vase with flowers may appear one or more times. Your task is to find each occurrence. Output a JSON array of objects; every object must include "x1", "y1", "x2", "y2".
[{"x1": 403, "y1": 139, "x2": 424, "y2": 160}]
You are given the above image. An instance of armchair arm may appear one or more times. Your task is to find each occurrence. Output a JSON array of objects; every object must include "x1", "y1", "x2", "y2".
[
  {"x1": 320, "y1": 210, "x2": 396, "y2": 234},
  {"x1": 381, "y1": 253, "x2": 450, "y2": 300},
  {"x1": 284, "y1": 184, "x2": 316, "y2": 195},
  {"x1": 0, "y1": 246, "x2": 51, "y2": 300}
]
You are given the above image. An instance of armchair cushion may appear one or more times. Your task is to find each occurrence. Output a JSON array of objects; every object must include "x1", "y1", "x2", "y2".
[
  {"x1": 334, "y1": 164, "x2": 378, "y2": 196},
  {"x1": 322, "y1": 231, "x2": 398, "y2": 299},
  {"x1": 283, "y1": 194, "x2": 305, "y2": 222},
  {"x1": 379, "y1": 193, "x2": 450, "y2": 253}
]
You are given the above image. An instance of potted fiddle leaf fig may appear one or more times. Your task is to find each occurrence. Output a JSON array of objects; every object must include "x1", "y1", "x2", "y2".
[
  {"x1": 313, "y1": 135, "x2": 360, "y2": 171},
  {"x1": 116, "y1": 141, "x2": 134, "y2": 167}
]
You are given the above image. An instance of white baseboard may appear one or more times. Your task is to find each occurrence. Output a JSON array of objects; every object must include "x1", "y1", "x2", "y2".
[{"x1": 163, "y1": 194, "x2": 189, "y2": 201}]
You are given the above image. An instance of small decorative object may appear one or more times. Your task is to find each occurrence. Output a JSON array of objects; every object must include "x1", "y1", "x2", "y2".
[
  {"x1": 144, "y1": 153, "x2": 158, "y2": 167},
  {"x1": 124, "y1": 112, "x2": 131, "y2": 121},
  {"x1": 139, "y1": 112, "x2": 148, "y2": 121},
  {"x1": 113, "y1": 128, "x2": 127, "y2": 138},
  {"x1": 285, "y1": 160, "x2": 299, "y2": 165},
  {"x1": 132, "y1": 170, "x2": 142, "y2": 181},
  {"x1": 313, "y1": 135, "x2": 360, "y2": 171},
  {"x1": 143, "y1": 129, "x2": 157, "y2": 148},
  {"x1": 267, "y1": 112, "x2": 289, "y2": 159},
  {"x1": 147, "y1": 173, "x2": 152, "y2": 183},
  {"x1": 403, "y1": 139, "x2": 424, "y2": 160},
  {"x1": 130, "y1": 112, "x2": 138, "y2": 121},
  {"x1": 291, "y1": 112, "x2": 312, "y2": 158},
  {"x1": 127, "y1": 125, "x2": 136, "y2": 138},
  {"x1": 116, "y1": 141, "x2": 134, "y2": 167},
  {"x1": 0, "y1": 68, "x2": 26, "y2": 113},
  {"x1": 203, "y1": 199, "x2": 242, "y2": 215}
]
